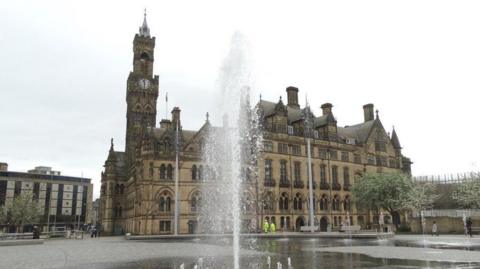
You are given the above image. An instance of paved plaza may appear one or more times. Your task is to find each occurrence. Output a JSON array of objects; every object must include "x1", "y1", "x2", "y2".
[
  {"x1": 0, "y1": 237, "x2": 261, "y2": 269},
  {"x1": 0, "y1": 234, "x2": 479, "y2": 269}
]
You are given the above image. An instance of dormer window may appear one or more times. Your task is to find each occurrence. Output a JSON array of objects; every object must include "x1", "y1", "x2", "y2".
[
  {"x1": 346, "y1": 138, "x2": 356, "y2": 145},
  {"x1": 287, "y1": 125, "x2": 294, "y2": 135}
]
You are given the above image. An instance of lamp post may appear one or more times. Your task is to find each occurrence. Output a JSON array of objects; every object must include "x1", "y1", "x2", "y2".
[
  {"x1": 174, "y1": 120, "x2": 180, "y2": 235},
  {"x1": 304, "y1": 102, "x2": 315, "y2": 233}
]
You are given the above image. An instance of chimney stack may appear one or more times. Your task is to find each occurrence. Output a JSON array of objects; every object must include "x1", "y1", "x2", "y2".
[
  {"x1": 0, "y1": 162, "x2": 7, "y2": 171},
  {"x1": 171, "y1": 107, "x2": 181, "y2": 128},
  {"x1": 286, "y1": 86, "x2": 299, "y2": 109},
  {"x1": 159, "y1": 119, "x2": 172, "y2": 129},
  {"x1": 363, "y1": 104, "x2": 374, "y2": 122},
  {"x1": 321, "y1": 103, "x2": 333, "y2": 115}
]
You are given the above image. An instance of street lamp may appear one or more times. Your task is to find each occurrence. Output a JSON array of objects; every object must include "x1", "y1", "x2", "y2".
[{"x1": 303, "y1": 101, "x2": 315, "y2": 233}]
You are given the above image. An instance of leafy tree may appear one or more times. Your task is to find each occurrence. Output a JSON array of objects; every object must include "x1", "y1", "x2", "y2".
[
  {"x1": 0, "y1": 205, "x2": 6, "y2": 224},
  {"x1": 404, "y1": 182, "x2": 439, "y2": 211},
  {"x1": 452, "y1": 179, "x2": 480, "y2": 209},
  {"x1": 8, "y1": 192, "x2": 42, "y2": 232},
  {"x1": 351, "y1": 172, "x2": 412, "y2": 227}
]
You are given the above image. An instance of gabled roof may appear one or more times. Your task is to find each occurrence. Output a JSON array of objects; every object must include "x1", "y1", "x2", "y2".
[
  {"x1": 258, "y1": 100, "x2": 318, "y2": 124},
  {"x1": 337, "y1": 120, "x2": 376, "y2": 144},
  {"x1": 391, "y1": 127, "x2": 402, "y2": 149}
]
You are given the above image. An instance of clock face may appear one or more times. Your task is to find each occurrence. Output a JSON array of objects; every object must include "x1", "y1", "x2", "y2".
[{"x1": 137, "y1": 78, "x2": 151, "y2": 89}]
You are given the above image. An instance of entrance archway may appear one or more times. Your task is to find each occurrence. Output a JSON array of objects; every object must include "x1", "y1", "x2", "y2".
[
  {"x1": 295, "y1": 216, "x2": 305, "y2": 232},
  {"x1": 320, "y1": 217, "x2": 328, "y2": 232}
]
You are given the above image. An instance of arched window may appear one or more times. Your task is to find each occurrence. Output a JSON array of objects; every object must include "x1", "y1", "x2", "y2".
[
  {"x1": 344, "y1": 195, "x2": 351, "y2": 211},
  {"x1": 262, "y1": 192, "x2": 274, "y2": 211},
  {"x1": 294, "y1": 193, "x2": 303, "y2": 210},
  {"x1": 191, "y1": 191, "x2": 202, "y2": 212},
  {"x1": 320, "y1": 194, "x2": 328, "y2": 210},
  {"x1": 159, "y1": 191, "x2": 172, "y2": 212},
  {"x1": 140, "y1": 52, "x2": 150, "y2": 61},
  {"x1": 115, "y1": 184, "x2": 120, "y2": 194},
  {"x1": 279, "y1": 192, "x2": 288, "y2": 210},
  {"x1": 191, "y1": 165, "x2": 197, "y2": 180},
  {"x1": 167, "y1": 164, "x2": 173, "y2": 180},
  {"x1": 333, "y1": 195, "x2": 340, "y2": 211},
  {"x1": 119, "y1": 206, "x2": 123, "y2": 217},
  {"x1": 160, "y1": 164, "x2": 166, "y2": 180},
  {"x1": 198, "y1": 165, "x2": 203, "y2": 181},
  {"x1": 120, "y1": 184, "x2": 124, "y2": 194},
  {"x1": 149, "y1": 162, "x2": 154, "y2": 178}
]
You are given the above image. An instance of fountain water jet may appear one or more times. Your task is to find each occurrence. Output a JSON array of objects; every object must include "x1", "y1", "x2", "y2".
[{"x1": 199, "y1": 32, "x2": 259, "y2": 269}]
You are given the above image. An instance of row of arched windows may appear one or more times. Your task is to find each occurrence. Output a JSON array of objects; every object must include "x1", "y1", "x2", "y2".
[
  {"x1": 148, "y1": 163, "x2": 174, "y2": 180},
  {"x1": 263, "y1": 192, "x2": 352, "y2": 212}
]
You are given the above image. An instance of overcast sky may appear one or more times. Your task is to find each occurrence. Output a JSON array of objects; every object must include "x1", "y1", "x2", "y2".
[{"x1": 1, "y1": 0, "x2": 480, "y2": 199}]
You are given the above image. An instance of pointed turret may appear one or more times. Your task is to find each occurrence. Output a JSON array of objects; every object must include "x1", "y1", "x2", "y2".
[
  {"x1": 107, "y1": 138, "x2": 116, "y2": 162},
  {"x1": 274, "y1": 96, "x2": 287, "y2": 116},
  {"x1": 139, "y1": 9, "x2": 150, "y2": 37},
  {"x1": 391, "y1": 126, "x2": 402, "y2": 149}
]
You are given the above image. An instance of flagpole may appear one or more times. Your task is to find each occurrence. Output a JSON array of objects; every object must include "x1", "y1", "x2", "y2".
[
  {"x1": 174, "y1": 119, "x2": 179, "y2": 235},
  {"x1": 165, "y1": 92, "x2": 168, "y2": 120}
]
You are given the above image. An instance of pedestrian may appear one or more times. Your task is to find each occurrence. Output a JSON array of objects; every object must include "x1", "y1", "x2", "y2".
[
  {"x1": 431, "y1": 221, "x2": 438, "y2": 236},
  {"x1": 263, "y1": 219, "x2": 269, "y2": 234},
  {"x1": 269, "y1": 221, "x2": 276, "y2": 233},
  {"x1": 466, "y1": 217, "x2": 473, "y2": 238}
]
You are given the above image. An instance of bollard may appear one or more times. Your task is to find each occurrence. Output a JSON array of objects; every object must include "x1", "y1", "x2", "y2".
[
  {"x1": 267, "y1": 256, "x2": 271, "y2": 268},
  {"x1": 277, "y1": 262, "x2": 282, "y2": 269},
  {"x1": 287, "y1": 257, "x2": 291, "y2": 267},
  {"x1": 179, "y1": 263, "x2": 184, "y2": 269}
]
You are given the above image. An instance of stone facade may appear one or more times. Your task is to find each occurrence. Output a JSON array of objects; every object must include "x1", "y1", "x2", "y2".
[{"x1": 99, "y1": 15, "x2": 411, "y2": 235}]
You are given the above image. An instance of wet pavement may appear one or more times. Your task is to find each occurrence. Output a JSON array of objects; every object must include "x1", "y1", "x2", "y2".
[{"x1": 0, "y1": 235, "x2": 479, "y2": 269}]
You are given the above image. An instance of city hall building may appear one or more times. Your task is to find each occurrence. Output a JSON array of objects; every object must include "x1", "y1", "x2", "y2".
[
  {"x1": 99, "y1": 14, "x2": 412, "y2": 235},
  {"x1": 0, "y1": 164, "x2": 93, "y2": 232}
]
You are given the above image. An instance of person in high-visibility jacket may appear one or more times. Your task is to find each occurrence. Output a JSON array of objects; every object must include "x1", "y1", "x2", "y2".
[
  {"x1": 263, "y1": 219, "x2": 270, "y2": 233},
  {"x1": 270, "y1": 222, "x2": 276, "y2": 233}
]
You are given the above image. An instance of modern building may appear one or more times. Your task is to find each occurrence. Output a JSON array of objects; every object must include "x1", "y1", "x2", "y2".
[
  {"x1": 100, "y1": 13, "x2": 412, "y2": 235},
  {"x1": 0, "y1": 164, "x2": 93, "y2": 232}
]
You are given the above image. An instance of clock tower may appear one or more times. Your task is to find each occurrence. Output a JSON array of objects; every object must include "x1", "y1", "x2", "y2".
[{"x1": 125, "y1": 11, "x2": 159, "y2": 168}]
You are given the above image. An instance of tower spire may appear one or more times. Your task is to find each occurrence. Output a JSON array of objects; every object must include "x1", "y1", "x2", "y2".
[{"x1": 139, "y1": 9, "x2": 150, "y2": 37}]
